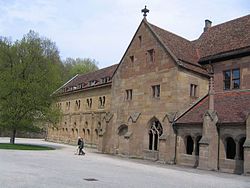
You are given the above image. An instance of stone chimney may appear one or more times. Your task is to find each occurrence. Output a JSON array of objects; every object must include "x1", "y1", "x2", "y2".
[{"x1": 204, "y1": 19, "x2": 212, "y2": 32}]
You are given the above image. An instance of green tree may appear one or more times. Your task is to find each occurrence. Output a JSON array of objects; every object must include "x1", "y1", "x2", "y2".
[
  {"x1": 63, "y1": 57, "x2": 99, "y2": 80},
  {"x1": 0, "y1": 31, "x2": 62, "y2": 144}
]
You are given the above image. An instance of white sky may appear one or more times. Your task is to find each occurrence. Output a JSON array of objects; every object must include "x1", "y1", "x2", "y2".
[{"x1": 0, "y1": 0, "x2": 249, "y2": 68}]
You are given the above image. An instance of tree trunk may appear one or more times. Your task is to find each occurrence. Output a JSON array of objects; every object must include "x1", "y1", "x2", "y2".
[{"x1": 10, "y1": 129, "x2": 16, "y2": 144}]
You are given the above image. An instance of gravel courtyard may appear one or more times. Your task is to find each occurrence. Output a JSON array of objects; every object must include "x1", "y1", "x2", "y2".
[{"x1": 0, "y1": 138, "x2": 249, "y2": 188}]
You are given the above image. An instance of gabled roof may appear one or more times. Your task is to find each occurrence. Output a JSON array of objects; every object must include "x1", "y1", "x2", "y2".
[
  {"x1": 175, "y1": 90, "x2": 250, "y2": 124},
  {"x1": 194, "y1": 14, "x2": 250, "y2": 62},
  {"x1": 55, "y1": 64, "x2": 118, "y2": 95},
  {"x1": 147, "y1": 14, "x2": 250, "y2": 65},
  {"x1": 113, "y1": 18, "x2": 209, "y2": 77},
  {"x1": 148, "y1": 23, "x2": 199, "y2": 64}
]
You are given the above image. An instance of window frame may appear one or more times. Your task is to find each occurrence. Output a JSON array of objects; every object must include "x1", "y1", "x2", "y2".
[
  {"x1": 190, "y1": 84, "x2": 198, "y2": 97},
  {"x1": 223, "y1": 68, "x2": 240, "y2": 90},
  {"x1": 147, "y1": 49, "x2": 155, "y2": 63},
  {"x1": 125, "y1": 89, "x2": 133, "y2": 101},
  {"x1": 152, "y1": 85, "x2": 160, "y2": 98}
]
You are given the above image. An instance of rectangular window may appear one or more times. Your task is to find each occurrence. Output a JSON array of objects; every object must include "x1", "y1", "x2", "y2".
[
  {"x1": 147, "y1": 49, "x2": 155, "y2": 63},
  {"x1": 152, "y1": 85, "x2": 160, "y2": 98},
  {"x1": 126, "y1": 89, "x2": 133, "y2": 100},
  {"x1": 223, "y1": 69, "x2": 240, "y2": 90},
  {"x1": 190, "y1": 84, "x2": 198, "y2": 97}
]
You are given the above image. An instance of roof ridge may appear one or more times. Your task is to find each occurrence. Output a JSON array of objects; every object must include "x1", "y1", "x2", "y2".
[
  {"x1": 77, "y1": 64, "x2": 118, "y2": 78},
  {"x1": 206, "y1": 14, "x2": 250, "y2": 31}
]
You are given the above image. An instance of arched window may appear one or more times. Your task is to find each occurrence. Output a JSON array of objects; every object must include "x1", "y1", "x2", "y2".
[
  {"x1": 87, "y1": 129, "x2": 90, "y2": 135},
  {"x1": 226, "y1": 137, "x2": 236, "y2": 159},
  {"x1": 148, "y1": 120, "x2": 163, "y2": 151},
  {"x1": 118, "y1": 124, "x2": 128, "y2": 136},
  {"x1": 195, "y1": 136, "x2": 202, "y2": 156},
  {"x1": 239, "y1": 137, "x2": 246, "y2": 160},
  {"x1": 82, "y1": 128, "x2": 85, "y2": 135},
  {"x1": 186, "y1": 136, "x2": 194, "y2": 155}
]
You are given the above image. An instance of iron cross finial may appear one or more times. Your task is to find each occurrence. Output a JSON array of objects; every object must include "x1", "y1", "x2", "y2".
[{"x1": 141, "y1": 5, "x2": 149, "y2": 17}]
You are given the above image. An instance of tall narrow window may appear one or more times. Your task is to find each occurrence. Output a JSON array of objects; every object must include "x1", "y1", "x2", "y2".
[
  {"x1": 147, "y1": 49, "x2": 155, "y2": 63},
  {"x1": 130, "y1": 55, "x2": 134, "y2": 63},
  {"x1": 152, "y1": 85, "x2": 160, "y2": 98},
  {"x1": 66, "y1": 101, "x2": 71, "y2": 110},
  {"x1": 99, "y1": 96, "x2": 105, "y2": 108},
  {"x1": 75, "y1": 100, "x2": 81, "y2": 110},
  {"x1": 87, "y1": 98, "x2": 92, "y2": 108},
  {"x1": 126, "y1": 89, "x2": 133, "y2": 100},
  {"x1": 190, "y1": 84, "x2": 198, "y2": 97},
  {"x1": 138, "y1": 35, "x2": 142, "y2": 47}
]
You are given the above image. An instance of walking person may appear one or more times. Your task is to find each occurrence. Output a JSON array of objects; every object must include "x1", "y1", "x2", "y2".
[{"x1": 79, "y1": 138, "x2": 85, "y2": 155}]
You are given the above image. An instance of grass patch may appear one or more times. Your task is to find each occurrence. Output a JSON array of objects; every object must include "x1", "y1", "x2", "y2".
[{"x1": 0, "y1": 143, "x2": 55, "y2": 150}]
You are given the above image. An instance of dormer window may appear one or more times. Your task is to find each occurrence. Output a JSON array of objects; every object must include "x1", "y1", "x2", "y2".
[
  {"x1": 89, "y1": 80, "x2": 97, "y2": 86},
  {"x1": 101, "y1": 77, "x2": 110, "y2": 83}
]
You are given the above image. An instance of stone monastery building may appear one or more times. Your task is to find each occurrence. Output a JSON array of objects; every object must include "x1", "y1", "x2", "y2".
[{"x1": 47, "y1": 11, "x2": 250, "y2": 175}]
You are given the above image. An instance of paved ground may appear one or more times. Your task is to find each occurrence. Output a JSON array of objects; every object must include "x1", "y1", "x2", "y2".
[{"x1": 0, "y1": 138, "x2": 249, "y2": 188}]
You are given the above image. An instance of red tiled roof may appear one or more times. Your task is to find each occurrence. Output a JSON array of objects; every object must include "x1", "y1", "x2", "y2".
[
  {"x1": 56, "y1": 64, "x2": 118, "y2": 94},
  {"x1": 194, "y1": 14, "x2": 250, "y2": 60},
  {"x1": 147, "y1": 22, "x2": 208, "y2": 76},
  {"x1": 147, "y1": 14, "x2": 250, "y2": 65},
  {"x1": 176, "y1": 90, "x2": 250, "y2": 124},
  {"x1": 148, "y1": 23, "x2": 199, "y2": 64}
]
